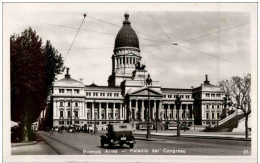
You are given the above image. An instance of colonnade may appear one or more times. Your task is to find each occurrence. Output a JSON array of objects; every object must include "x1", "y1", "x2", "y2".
[
  {"x1": 115, "y1": 56, "x2": 140, "y2": 68},
  {"x1": 85, "y1": 101, "x2": 124, "y2": 120}
]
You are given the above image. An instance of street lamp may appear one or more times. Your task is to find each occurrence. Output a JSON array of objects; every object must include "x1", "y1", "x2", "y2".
[
  {"x1": 146, "y1": 74, "x2": 152, "y2": 139},
  {"x1": 175, "y1": 94, "x2": 182, "y2": 137}
]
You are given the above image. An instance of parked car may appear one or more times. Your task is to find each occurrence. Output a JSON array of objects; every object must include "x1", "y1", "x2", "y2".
[
  {"x1": 67, "y1": 126, "x2": 74, "y2": 133},
  {"x1": 164, "y1": 121, "x2": 178, "y2": 130},
  {"x1": 75, "y1": 125, "x2": 81, "y2": 132},
  {"x1": 100, "y1": 123, "x2": 135, "y2": 148},
  {"x1": 180, "y1": 124, "x2": 190, "y2": 130}
]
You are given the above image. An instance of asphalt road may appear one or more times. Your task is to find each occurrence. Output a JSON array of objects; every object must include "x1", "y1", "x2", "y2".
[{"x1": 37, "y1": 131, "x2": 251, "y2": 155}]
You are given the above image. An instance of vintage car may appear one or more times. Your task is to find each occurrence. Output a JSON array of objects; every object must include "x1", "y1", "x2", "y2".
[{"x1": 100, "y1": 123, "x2": 135, "y2": 148}]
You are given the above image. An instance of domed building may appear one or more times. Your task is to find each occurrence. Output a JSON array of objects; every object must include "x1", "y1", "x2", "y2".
[
  {"x1": 108, "y1": 13, "x2": 142, "y2": 87},
  {"x1": 48, "y1": 13, "x2": 227, "y2": 131}
]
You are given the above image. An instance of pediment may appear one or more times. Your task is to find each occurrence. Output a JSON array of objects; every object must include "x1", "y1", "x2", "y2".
[{"x1": 129, "y1": 88, "x2": 163, "y2": 97}]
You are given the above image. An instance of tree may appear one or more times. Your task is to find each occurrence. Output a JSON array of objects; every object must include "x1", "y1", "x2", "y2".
[
  {"x1": 219, "y1": 74, "x2": 251, "y2": 139},
  {"x1": 44, "y1": 40, "x2": 64, "y2": 96},
  {"x1": 11, "y1": 27, "x2": 64, "y2": 141}
]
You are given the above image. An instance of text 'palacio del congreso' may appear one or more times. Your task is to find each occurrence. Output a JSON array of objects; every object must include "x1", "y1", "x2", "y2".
[{"x1": 50, "y1": 13, "x2": 225, "y2": 130}]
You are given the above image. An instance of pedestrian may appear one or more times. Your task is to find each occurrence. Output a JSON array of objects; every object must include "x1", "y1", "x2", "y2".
[{"x1": 50, "y1": 127, "x2": 54, "y2": 136}]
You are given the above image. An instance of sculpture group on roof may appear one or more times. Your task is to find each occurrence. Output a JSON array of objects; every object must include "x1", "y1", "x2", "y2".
[{"x1": 135, "y1": 61, "x2": 146, "y2": 70}]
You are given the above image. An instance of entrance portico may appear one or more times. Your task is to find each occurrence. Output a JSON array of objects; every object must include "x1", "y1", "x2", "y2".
[{"x1": 126, "y1": 87, "x2": 163, "y2": 122}]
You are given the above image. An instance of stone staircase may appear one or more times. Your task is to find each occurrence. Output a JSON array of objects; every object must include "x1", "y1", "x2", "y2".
[{"x1": 215, "y1": 114, "x2": 245, "y2": 132}]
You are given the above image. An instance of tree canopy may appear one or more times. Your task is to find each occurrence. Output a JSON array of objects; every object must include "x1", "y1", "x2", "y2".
[{"x1": 11, "y1": 27, "x2": 64, "y2": 141}]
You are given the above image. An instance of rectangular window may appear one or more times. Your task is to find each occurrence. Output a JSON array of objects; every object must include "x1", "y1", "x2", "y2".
[
  {"x1": 130, "y1": 58, "x2": 132, "y2": 64},
  {"x1": 216, "y1": 94, "x2": 221, "y2": 98},
  {"x1": 163, "y1": 95, "x2": 166, "y2": 98},
  {"x1": 68, "y1": 111, "x2": 71, "y2": 117},
  {"x1": 59, "y1": 89, "x2": 64, "y2": 93},
  {"x1": 217, "y1": 113, "x2": 220, "y2": 119},
  {"x1": 211, "y1": 94, "x2": 215, "y2": 97},
  {"x1": 67, "y1": 102, "x2": 70, "y2": 106},
  {"x1": 75, "y1": 111, "x2": 78, "y2": 118},
  {"x1": 126, "y1": 57, "x2": 128, "y2": 64},
  {"x1": 67, "y1": 89, "x2": 72, "y2": 94},
  {"x1": 168, "y1": 95, "x2": 172, "y2": 98},
  {"x1": 212, "y1": 105, "x2": 214, "y2": 109},
  {"x1": 186, "y1": 95, "x2": 190, "y2": 99},
  {"x1": 206, "y1": 113, "x2": 209, "y2": 119},
  {"x1": 212, "y1": 113, "x2": 214, "y2": 118},
  {"x1": 60, "y1": 111, "x2": 63, "y2": 117},
  {"x1": 75, "y1": 102, "x2": 78, "y2": 107},
  {"x1": 75, "y1": 121, "x2": 79, "y2": 124},
  {"x1": 181, "y1": 95, "x2": 184, "y2": 98},
  {"x1": 133, "y1": 58, "x2": 135, "y2": 64},
  {"x1": 59, "y1": 121, "x2": 64, "y2": 125},
  {"x1": 60, "y1": 102, "x2": 64, "y2": 107},
  {"x1": 206, "y1": 93, "x2": 210, "y2": 97},
  {"x1": 206, "y1": 105, "x2": 209, "y2": 109},
  {"x1": 74, "y1": 89, "x2": 79, "y2": 94}
]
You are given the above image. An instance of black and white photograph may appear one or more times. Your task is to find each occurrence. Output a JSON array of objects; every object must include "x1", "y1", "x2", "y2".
[{"x1": 3, "y1": 2, "x2": 257, "y2": 163}]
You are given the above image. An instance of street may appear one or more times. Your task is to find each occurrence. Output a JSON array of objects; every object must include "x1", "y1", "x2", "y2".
[{"x1": 37, "y1": 131, "x2": 251, "y2": 155}]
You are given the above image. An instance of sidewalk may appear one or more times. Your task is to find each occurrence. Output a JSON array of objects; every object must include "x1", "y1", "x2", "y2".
[
  {"x1": 11, "y1": 139, "x2": 58, "y2": 155},
  {"x1": 133, "y1": 130, "x2": 251, "y2": 141}
]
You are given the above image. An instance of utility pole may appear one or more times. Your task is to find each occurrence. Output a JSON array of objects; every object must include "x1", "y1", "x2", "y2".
[
  {"x1": 175, "y1": 94, "x2": 182, "y2": 137},
  {"x1": 146, "y1": 74, "x2": 152, "y2": 139}
]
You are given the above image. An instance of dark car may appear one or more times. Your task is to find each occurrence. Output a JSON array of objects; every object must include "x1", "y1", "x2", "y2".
[{"x1": 100, "y1": 123, "x2": 135, "y2": 148}]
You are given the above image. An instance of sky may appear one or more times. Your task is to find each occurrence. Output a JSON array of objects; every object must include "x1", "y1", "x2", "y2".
[{"x1": 4, "y1": 3, "x2": 254, "y2": 88}]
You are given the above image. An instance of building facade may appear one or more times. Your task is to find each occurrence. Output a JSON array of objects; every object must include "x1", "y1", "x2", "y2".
[{"x1": 51, "y1": 13, "x2": 225, "y2": 129}]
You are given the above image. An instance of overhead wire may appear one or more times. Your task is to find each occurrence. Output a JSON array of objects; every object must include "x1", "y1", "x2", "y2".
[
  {"x1": 64, "y1": 14, "x2": 86, "y2": 61},
  {"x1": 87, "y1": 14, "x2": 170, "y2": 43},
  {"x1": 177, "y1": 22, "x2": 250, "y2": 44},
  {"x1": 19, "y1": 19, "x2": 168, "y2": 44},
  {"x1": 177, "y1": 44, "x2": 248, "y2": 68},
  {"x1": 57, "y1": 43, "x2": 170, "y2": 51},
  {"x1": 142, "y1": 44, "x2": 172, "y2": 54},
  {"x1": 146, "y1": 11, "x2": 173, "y2": 43}
]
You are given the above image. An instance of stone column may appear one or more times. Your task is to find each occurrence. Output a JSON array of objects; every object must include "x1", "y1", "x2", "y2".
[
  {"x1": 118, "y1": 103, "x2": 122, "y2": 120},
  {"x1": 141, "y1": 100, "x2": 144, "y2": 121},
  {"x1": 113, "y1": 103, "x2": 115, "y2": 120},
  {"x1": 135, "y1": 100, "x2": 138, "y2": 120},
  {"x1": 129, "y1": 99, "x2": 132, "y2": 120},
  {"x1": 99, "y1": 102, "x2": 101, "y2": 119},
  {"x1": 159, "y1": 101, "x2": 162, "y2": 120},
  {"x1": 153, "y1": 101, "x2": 156, "y2": 120},
  {"x1": 92, "y1": 102, "x2": 94, "y2": 120},
  {"x1": 106, "y1": 103, "x2": 108, "y2": 120}
]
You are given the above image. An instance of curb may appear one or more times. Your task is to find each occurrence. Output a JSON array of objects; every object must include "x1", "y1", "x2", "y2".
[
  {"x1": 11, "y1": 141, "x2": 37, "y2": 147},
  {"x1": 134, "y1": 134, "x2": 251, "y2": 141},
  {"x1": 135, "y1": 137, "x2": 165, "y2": 141}
]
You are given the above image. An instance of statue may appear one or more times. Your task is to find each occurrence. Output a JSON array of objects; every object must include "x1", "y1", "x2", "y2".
[
  {"x1": 135, "y1": 61, "x2": 141, "y2": 69},
  {"x1": 135, "y1": 61, "x2": 146, "y2": 70}
]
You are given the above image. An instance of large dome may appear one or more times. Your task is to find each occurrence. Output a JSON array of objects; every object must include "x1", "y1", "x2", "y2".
[{"x1": 114, "y1": 13, "x2": 139, "y2": 50}]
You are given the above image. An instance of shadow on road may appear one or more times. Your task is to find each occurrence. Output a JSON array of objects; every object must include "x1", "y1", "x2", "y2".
[{"x1": 97, "y1": 145, "x2": 130, "y2": 149}]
